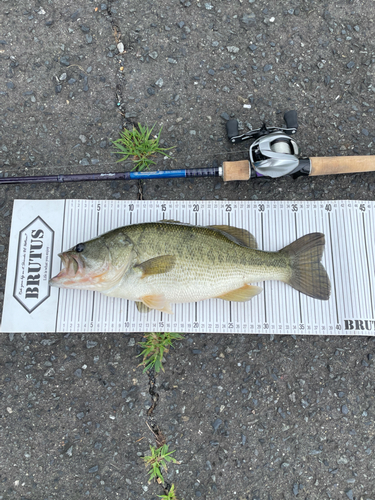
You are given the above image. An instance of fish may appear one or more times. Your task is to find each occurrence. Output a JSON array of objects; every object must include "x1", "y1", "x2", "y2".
[{"x1": 49, "y1": 221, "x2": 331, "y2": 314}]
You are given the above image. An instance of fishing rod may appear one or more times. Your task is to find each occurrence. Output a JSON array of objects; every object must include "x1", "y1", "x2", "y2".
[{"x1": 0, "y1": 110, "x2": 374, "y2": 185}]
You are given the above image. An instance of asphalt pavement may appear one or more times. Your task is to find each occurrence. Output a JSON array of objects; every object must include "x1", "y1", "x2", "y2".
[{"x1": 1, "y1": 1, "x2": 375, "y2": 499}]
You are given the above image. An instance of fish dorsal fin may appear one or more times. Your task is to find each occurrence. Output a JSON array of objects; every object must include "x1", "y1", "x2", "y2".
[
  {"x1": 135, "y1": 255, "x2": 176, "y2": 278},
  {"x1": 141, "y1": 294, "x2": 173, "y2": 314},
  {"x1": 217, "y1": 284, "x2": 263, "y2": 302},
  {"x1": 209, "y1": 225, "x2": 258, "y2": 249},
  {"x1": 135, "y1": 301, "x2": 151, "y2": 314},
  {"x1": 158, "y1": 219, "x2": 182, "y2": 223}
]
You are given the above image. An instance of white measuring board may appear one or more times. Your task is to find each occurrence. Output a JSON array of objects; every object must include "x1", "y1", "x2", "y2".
[{"x1": 1, "y1": 199, "x2": 374, "y2": 335}]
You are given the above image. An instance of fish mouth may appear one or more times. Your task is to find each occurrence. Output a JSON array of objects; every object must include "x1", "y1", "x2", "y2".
[{"x1": 49, "y1": 252, "x2": 83, "y2": 287}]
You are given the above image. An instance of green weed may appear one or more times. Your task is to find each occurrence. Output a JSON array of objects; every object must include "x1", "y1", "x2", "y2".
[
  {"x1": 112, "y1": 123, "x2": 174, "y2": 171},
  {"x1": 158, "y1": 483, "x2": 179, "y2": 499},
  {"x1": 143, "y1": 444, "x2": 179, "y2": 483},
  {"x1": 137, "y1": 332, "x2": 184, "y2": 373}
]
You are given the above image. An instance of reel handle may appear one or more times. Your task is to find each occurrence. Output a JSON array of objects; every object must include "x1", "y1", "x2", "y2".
[
  {"x1": 283, "y1": 110, "x2": 298, "y2": 130},
  {"x1": 226, "y1": 119, "x2": 239, "y2": 140}
]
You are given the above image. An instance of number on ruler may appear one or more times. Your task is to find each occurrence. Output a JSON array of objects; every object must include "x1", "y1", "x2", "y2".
[
  {"x1": 193, "y1": 204, "x2": 199, "y2": 212},
  {"x1": 359, "y1": 204, "x2": 366, "y2": 212},
  {"x1": 325, "y1": 204, "x2": 332, "y2": 212},
  {"x1": 161, "y1": 204, "x2": 166, "y2": 212},
  {"x1": 129, "y1": 204, "x2": 134, "y2": 211},
  {"x1": 97, "y1": 203, "x2": 101, "y2": 212},
  {"x1": 291, "y1": 204, "x2": 298, "y2": 212},
  {"x1": 258, "y1": 204, "x2": 265, "y2": 212},
  {"x1": 226, "y1": 204, "x2": 232, "y2": 212}
]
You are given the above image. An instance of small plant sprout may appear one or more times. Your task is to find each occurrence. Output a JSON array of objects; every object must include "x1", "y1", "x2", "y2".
[
  {"x1": 143, "y1": 444, "x2": 180, "y2": 484},
  {"x1": 138, "y1": 332, "x2": 184, "y2": 373},
  {"x1": 158, "y1": 483, "x2": 179, "y2": 500},
  {"x1": 112, "y1": 123, "x2": 174, "y2": 171}
]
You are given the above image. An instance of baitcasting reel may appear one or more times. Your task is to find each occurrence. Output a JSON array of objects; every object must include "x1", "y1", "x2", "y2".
[{"x1": 226, "y1": 111, "x2": 309, "y2": 178}]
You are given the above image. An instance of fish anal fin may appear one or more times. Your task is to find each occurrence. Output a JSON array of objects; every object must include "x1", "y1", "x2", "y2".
[
  {"x1": 135, "y1": 301, "x2": 151, "y2": 314},
  {"x1": 136, "y1": 255, "x2": 176, "y2": 278},
  {"x1": 141, "y1": 294, "x2": 173, "y2": 314},
  {"x1": 217, "y1": 284, "x2": 263, "y2": 302},
  {"x1": 209, "y1": 225, "x2": 257, "y2": 249}
]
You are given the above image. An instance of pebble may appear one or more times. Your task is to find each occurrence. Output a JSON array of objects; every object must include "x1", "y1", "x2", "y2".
[
  {"x1": 88, "y1": 465, "x2": 99, "y2": 473},
  {"x1": 227, "y1": 46, "x2": 239, "y2": 53},
  {"x1": 347, "y1": 61, "x2": 355, "y2": 69},
  {"x1": 204, "y1": 2, "x2": 213, "y2": 9},
  {"x1": 263, "y1": 64, "x2": 273, "y2": 72},
  {"x1": 212, "y1": 418, "x2": 222, "y2": 432},
  {"x1": 86, "y1": 35, "x2": 93, "y2": 44},
  {"x1": 342, "y1": 404, "x2": 349, "y2": 414},
  {"x1": 74, "y1": 369, "x2": 82, "y2": 378},
  {"x1": 155, "y1": 78, "x2": 164, "y2": 87},
  {"x1": 149, "y1": 51, "x2": 158, "y2": 59},
  {"x1": 79, "y1": 135, "x2": 87, "y2": 143},
  {"x1": 242, "y1": 13, "x2": 256, "y2": 24},
  {"x1": 0, "y1": 245, "x2": 4, "y2": 253},
  {"x1": 60, "y1": 56, "x2": 70, "y2": 66}
]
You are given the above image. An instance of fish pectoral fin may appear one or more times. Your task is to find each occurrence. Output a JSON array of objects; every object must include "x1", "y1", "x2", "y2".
[
  {"x1": 135, "y1": 301, "x2": 151, "y2": 314},
  {"x1": 209, "y1": 225, "x2": 258, "y2": 249},
  {"x1": 217, "y1": 284, "x2": 263, "y2": 302},
  {"x1": 141, "y1": 294, "x2": 173, "y2": 314},
  {"x1": 135, "y1": 255, "x2": 176, "y2": 278}
]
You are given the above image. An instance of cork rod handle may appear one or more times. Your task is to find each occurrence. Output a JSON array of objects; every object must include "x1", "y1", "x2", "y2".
[
  {"x1": 222, "y1": 160, "x2": 251, "y2": 182},
  {"x1": 310, "y1": 156, "x2": 375, "y2": 176}
]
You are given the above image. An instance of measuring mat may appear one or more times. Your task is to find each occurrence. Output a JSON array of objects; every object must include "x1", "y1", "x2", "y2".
[{"x1": 1, "y1": 199, "x2": 374, "y2": 334}]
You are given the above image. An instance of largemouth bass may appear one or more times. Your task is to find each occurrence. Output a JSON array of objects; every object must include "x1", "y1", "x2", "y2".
[{"x1": 49, "y1": 221, "x2": 330, "y2": 314}]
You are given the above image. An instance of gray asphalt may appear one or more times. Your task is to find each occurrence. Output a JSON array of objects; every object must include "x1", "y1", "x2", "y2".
[{"x1": 1, "y1": 1, "x2": 375, "y2": 499}]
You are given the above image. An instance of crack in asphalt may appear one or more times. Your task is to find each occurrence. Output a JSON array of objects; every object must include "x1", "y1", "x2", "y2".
[
  {"x1": 146, "y1": 369, "x2": 166, "y2": 446},
  {"x1": 105, "y1": 1, "x2": 145, "y2": 201}
]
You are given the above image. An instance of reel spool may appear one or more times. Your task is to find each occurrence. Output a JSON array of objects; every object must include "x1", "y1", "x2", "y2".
[{"x1": 250, "y1": 132, "x2": 300, "y2": 178}]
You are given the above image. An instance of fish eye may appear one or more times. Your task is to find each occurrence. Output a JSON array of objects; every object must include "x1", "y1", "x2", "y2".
[{"x1": 75, "y1": 243, "x2": 85, "y2": 253}]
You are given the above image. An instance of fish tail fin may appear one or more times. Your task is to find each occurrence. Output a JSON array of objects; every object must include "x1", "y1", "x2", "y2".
[{"x1": 281, "y1": 233, "x2": 331, "y2": 300}]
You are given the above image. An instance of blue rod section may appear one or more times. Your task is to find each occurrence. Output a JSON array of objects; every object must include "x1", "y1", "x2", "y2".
[{"x1": 129, "y1": 169, "x2": 187, "y2": 179}]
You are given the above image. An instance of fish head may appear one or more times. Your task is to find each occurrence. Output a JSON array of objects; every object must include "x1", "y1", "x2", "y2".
[{"x1": 49, "y1": 233, "x2": 134, "y2": 291}]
